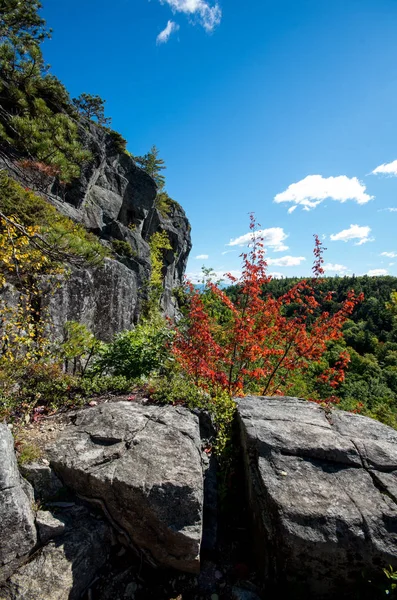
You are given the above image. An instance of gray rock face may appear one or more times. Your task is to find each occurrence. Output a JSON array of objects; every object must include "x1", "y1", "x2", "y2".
[
  {"x1": 47, "y1": 402, "x2": 204, "y2": 573},
  {"x1": 238, "y1": 396, "x2": 397, "y2": 599},
  {"x1": 45, "y1": 258, "x2": 144, "y2": 342},
  {"x1": 19, "y1": 463, "x2": 63, "y2": 503},
  {"x1": 0, "y1": 123, "x2": 191, "y2": 338},
  {"x1": 35, "y1": 511, "x2": 66, "y2": 545},
  {"x1": 0, "y1": 506, "x2": 110, "y2": 600},
  {"x1": 0, "y1": 425, "x2": 37, "y2": 583}
]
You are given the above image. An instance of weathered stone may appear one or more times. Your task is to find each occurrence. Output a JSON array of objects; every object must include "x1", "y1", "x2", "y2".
[
  {"x1": 238, "y1": 396, "x2": 397, "y2": 599},
  {"x1": 19, "y1": 463, "x2": 63, "y2": 502},
  {"x1": 0, "y1": 424, "x2": 37, "y2": 583},
  {"x1": 0, "y1": 507, "x2": 110, "y2": 600},
  {"x1": 47, "y1": 402, "x2": 203, "y2": 573},
  {"x1": 35, "y1": 511, "x2": 65, "y2": 545}
]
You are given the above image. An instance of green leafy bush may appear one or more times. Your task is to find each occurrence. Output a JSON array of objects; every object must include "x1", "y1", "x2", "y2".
[
  {"x1": 112, "y1": 239, "x2": 134, "y2": 258},
  {"x1": 94, "y1": 321, "x2": 174, "y2": 378},
  {"x1": 59, "y1": 321, "x2": 100, "y2": 375}
]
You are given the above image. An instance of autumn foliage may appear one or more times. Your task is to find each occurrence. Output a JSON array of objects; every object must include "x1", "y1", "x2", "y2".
[{"x1": 173, "y1": 215, "x2": 363, "y2": 400}]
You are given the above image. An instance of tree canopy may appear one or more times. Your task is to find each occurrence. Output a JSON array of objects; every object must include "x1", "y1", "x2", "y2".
[{"x1": 72, "y1": 93, "x2": 111, "y2": 126}]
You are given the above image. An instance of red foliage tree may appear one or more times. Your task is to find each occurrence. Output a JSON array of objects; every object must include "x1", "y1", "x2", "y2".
[{"x1": 173, "y1": 215, "x2": 363, "y2": 400}]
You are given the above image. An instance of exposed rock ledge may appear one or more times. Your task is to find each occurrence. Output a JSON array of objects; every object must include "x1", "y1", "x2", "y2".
[
  {"x1": 3, "y1": 397, "x2": 397, "y2": 598},
  {"x1": 238, "y1": 396, "x2": 397, "y2": 599}
]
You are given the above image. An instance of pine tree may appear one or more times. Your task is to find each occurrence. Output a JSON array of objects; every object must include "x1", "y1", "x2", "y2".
[
  {"x1": 0, "y1": 0, "x2": 92, "y2": 183},
  {"x1": 0, "y1": 0, "x2": 50, "y2": 51},
  {"x1": 134, "y1": 145, "x2": 166, "y2": 190},
  {"x1": 72, "y1": 93, "x2": 111, "y2": 126}
]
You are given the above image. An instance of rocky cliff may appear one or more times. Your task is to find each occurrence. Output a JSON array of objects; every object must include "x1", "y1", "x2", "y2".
[{"x1": 0, "y1": 123, "x2": 191, "y2": 340}]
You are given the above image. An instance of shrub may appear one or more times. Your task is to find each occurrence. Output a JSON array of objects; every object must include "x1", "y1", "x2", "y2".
[
  {"x1": 112, "y1": 239, "x2": 134, "y2": 258},
  {"x1": 173, "y1": 215, "x2": 363, "y2": 399},
  {"x1": 94, "y1": 320, "x2": 174, "y2": 378}
]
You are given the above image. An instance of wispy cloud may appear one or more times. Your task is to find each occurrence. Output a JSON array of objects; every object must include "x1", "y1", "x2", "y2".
[
  {"x1": 228, "y1": 227, "x2": 289, "y2": 252},
  {"x1": 367, "y1": 268, "x2": 388, "y2": 276},
  {"x1": 380, "y1": 251, "x2": 397, "y2": 258},
  {"x1": 195, "y1": 254, "x2": 209, "y2": 259},
  {"x1": 372, "y1": 160, "x2": 397, "y2": 176},
  {"x1": 156, "y1": 19, "x2": 180, "y2": 43},
  {"x1": 267, "y1": 255, "x2": 306, "y2": 267},
  {"x1": 186, "y1": 269, "x2": 241, "y2": 284},
  {"x1": 379, "y1": 207, "x2": 397, "y2": 213},
  {"x1": 221, "y1": 250, "x2": 235, "y2": 256},
  {"x1": 159, "y1": 0, "x2": 221, "y2": 31},
  {"x1": 274, "y1": 175, "x2": 373, "y2": 211},
  {"x1": 323, "y1": 263, "x2": 349, "y2": 273},
  {"x1": 156, "y1": 20, "x2": 179, "y2": 43},
  {"x1": 330, "y1": 224, "x2": 374, "y2": 246}
]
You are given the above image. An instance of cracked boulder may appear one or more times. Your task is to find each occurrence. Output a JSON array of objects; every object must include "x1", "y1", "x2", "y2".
[
  {"x1": 47, "y1": 402, "x2": 203, "y2": 573},
  {"x1": 0, "y1": 424, "x2": 37, "y2": 583},
  {"x1": 238, "y1": 396, "x2": 397, "y2": 599}
]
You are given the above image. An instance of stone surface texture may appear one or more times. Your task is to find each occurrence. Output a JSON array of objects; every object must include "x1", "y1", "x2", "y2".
[
  {"x1": 237, "y1": 396, "x2": 397, "y2": 599},
  {"x1": 35, "y1": 511, "x2": 66, "y2": 545},
  {"x1": 0, "y1": 506, "x2": 110, "y2": 600},
  {"x1": 0, "y1": 123, "x2": 191, "y2": 340},
  {"x1": 0, "y1": 424, "x2": 37, "y2": 583},
  {"x1": 47, "y1": 401, "x2": 204, "y2": 573},
  {"x1": 19, "y1": 463, "x2": 63, "y2": 503}
]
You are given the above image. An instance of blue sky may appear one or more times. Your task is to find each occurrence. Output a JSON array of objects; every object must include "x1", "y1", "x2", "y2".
[{"x1": 41, "y1": 0, "x2": 397, "y2": 281}]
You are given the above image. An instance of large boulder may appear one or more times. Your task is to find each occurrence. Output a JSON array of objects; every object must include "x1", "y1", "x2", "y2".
[
  {"x1": 237, "y1": 396, "x2": 397, "y2": 599},
  {"x1": 0, "y1": 424, "x2": 37, "y2": 583},
  {"x1": 47, "y1": 402, "x2": 204, "y2": 573}
]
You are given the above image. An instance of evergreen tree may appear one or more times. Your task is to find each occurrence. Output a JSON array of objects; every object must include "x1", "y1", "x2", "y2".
[
  {"x1": 0, "y1": 0, "x2": 50, "y2": 51},
  {"x1": 0, "y1": 0, "x2": 92, "y2": 182},
  {"x1": 72, "y1": 93, "x2": 111, "y2": 126},
  {"x1": 134, "y1": 145, "x2": 166, "y2": 190}
]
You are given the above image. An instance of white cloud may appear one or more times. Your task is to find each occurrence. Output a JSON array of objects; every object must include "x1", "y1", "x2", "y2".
[
  {"x1": 390, "y1": 263, "x2": 395, "y2": 267},
  {"x1": 274, "y1": 175, "x2": 373, "y2": 211},
  {"x1": 367, "y1": 269, "x2": 388, "y2": 276},
  {"x1": 287, "y1": 206, "x2": 297, "y2": 214},
  {"x1": 383, "y1": 208, "x2": 397, "y2": 212},
  {"x1": 156, "y1": 20, "x2": 179, "y2": 43},
  {"x1": 269, "y1": 272, "x2": 284, "y2": 279},
  {"x1": 267, "y1": 256, "x2": 306, "y2": 267},
  {"x1": 372, "y1": 160, "x2": 397, "y2": 176},
  {"x1": 381, "y1": 252, "x2": 397, "y2": 258},
  {"x1": 323, "y1": 263, "x2": 349, "y2": 273},
  {"x1": 221, "y1": 250, "x2": 235, "y2": 256},
  {"x1": 159, "y1": 0, "x2": 221, "y2": 31},
  {"x1": 195, "y1": 254, "x2": 209, "y2": 259},
  {"x1": 228, "y1": 227, "x2": 289, "y2": 252},
  {"x1": 330, "y1": 224, "x2": 374, "y2": 246}
]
